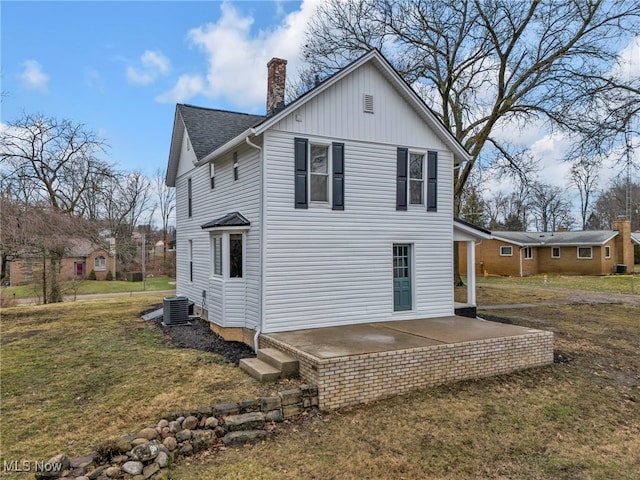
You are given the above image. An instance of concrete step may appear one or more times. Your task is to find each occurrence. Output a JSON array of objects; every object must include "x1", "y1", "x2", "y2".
[
  {"x1": 258, "y1": 348, "x2": 299, "y2": 378},
  {"x1": 239, "y1": 358, "x2": 281, "y2": 382}
]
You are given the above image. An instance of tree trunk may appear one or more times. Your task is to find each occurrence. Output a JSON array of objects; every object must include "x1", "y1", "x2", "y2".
[{"x1": 47, "y1": 253, "x2": 64, "y2": 303}]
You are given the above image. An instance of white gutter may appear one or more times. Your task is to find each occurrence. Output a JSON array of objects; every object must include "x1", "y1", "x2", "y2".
[{"x1": 244, "y1": 134, "x2": 264, "y2": 353}]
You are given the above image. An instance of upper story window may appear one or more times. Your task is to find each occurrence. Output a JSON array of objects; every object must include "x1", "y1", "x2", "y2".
[
  {"x1": 294, "y1": 138, "x2": 344, "y2": 210},
  {"x1": 409, "y1": 153, "x2": 424, "y2": 205},
  {"x1": 233, "y1": 152, "x2": 239, "y2": 181},
  {"x1": 310, "y1": 144, "x2": 329, "y2": 202},
  {"x1": 94, "y1": 255, "x2": 106, "y2": 271},
  {"x1": 210, "y1": 163, "x2": 215, "y2": 189},
  {"x1": 397, "y1": 148, "x2": 437, "y2": 212},
  {"x1": 188, "y1": 178, "x2": 193, "y2": 218}
]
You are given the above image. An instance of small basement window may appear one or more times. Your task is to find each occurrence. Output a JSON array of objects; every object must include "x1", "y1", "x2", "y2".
[{"x1": 577, "y1": 247, "x2": 593, "y2": 259}]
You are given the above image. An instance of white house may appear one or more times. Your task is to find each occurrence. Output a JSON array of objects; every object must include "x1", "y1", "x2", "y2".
[{"x1": 166, "y1": 50, "x2": 482, "y2": 345}]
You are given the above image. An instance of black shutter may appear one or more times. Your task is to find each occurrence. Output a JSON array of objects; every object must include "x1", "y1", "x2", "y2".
[
  {"x1": 396, "y1": 147, "x2": 408, "y2": 211},
  {"x1": 332, "y1": 142, "x2": 345, "y2": 210},
  {"x1": 294, "y1": 137, "x2": 308, "y2": 209},
  {"x1": 427, "y1": 151, "x2": 437, "y2": 212}
]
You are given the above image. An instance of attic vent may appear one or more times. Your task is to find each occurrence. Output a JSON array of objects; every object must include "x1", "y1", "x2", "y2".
[
  {"x1": 163, "y1": 296, "x2": 189, "y2": 325},
  {"x1": 363, "y1": 94, "x2": 374, "y2": 113}
]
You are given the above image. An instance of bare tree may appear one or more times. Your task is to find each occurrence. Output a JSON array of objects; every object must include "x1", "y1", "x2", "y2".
[
  {"x1": 154, "y1": 168, "x2": 175, "y2": 272},
  {"x1": 0, "y1": 113, "x2": 111, "y2": 214},
  {"x1": 588, "y1": 179, "x2": 640, "y2": 231},
  {"x1": 529, "y1": 183, "x2": 574, "y2": 232},
  {"x1": 301, "y1": 0, "x2": 640, "y2": 211},
  {"x1": 570, "y1": 157, "x2": 602, "y2": 229}
]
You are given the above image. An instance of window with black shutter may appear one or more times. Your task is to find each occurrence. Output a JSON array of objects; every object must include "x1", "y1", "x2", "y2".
[
  {"x1": 396, "y1": 147, "x2": 408, "y2": 210},
  {"x1": 294, "y1": 137, "x2": 308, "y2": 208},
  {"x1": 427, "y1": 151, "x2": 437, "y2": 212},
  {"x1": 332, "y1": 142, "x2": 344, "y2": 210}
]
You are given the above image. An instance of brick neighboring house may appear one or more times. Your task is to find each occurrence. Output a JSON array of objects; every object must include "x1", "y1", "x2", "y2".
[
  {"x1": 460, "y1": 219, "x2": 637, "y2": 277},
  {"x1": 8, "y1": 238, "x2": 115, "y2": 286}
]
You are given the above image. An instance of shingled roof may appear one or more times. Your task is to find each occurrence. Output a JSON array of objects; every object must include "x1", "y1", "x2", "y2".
[
  {"x1": 177, "y1": 104, "x2": 265, "y2": 161},
  {"x1": 491, "y1": 230, "x2": 618, "y2": 247},
  {"x1": 201, "y1": 212, "x2": 251, "y2": 230}
]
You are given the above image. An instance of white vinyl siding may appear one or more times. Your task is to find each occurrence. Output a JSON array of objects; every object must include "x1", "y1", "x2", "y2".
[
  {"x1": 261, "y1": 128, "x2": 454, "y2": 333},
  {"x1": 174, "y1": 142, "x2": 261, "y2": 329}
]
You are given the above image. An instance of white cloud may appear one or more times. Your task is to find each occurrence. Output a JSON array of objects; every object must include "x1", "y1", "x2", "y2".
[
  {"x1": 612, "y1": 35, "x2": 640, "y2": 81},
  {"x1": 127, "y1": 50, "x2": 172, "y2": 86},
  {"x1": 19, "y1": 60, "x2": 49, "y2": 93},
  {"x1": 157, "y1": 0, "x2": 321, "y2": 107}
]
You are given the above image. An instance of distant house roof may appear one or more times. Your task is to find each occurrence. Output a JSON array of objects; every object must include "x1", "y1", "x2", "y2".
[
  {"x1": 201, "y1": 212, "x2": 251, "y2": 230},
  {"x1": 491, "y1": 230, "x2": 618, "y2": 247},
  {"x1": 631, "y1": 232, "x2": 640, "y2": 245}
]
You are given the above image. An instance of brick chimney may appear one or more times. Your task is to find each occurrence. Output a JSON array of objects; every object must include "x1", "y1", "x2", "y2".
[
  {"x1": 266, "y1": 57, "x2": 287, "y2": 116},
  {"x1": 612, "y1": 217, "x2": 633, "y2": 268}
]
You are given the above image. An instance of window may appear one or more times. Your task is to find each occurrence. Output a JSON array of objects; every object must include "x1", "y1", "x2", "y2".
[
  {"x1": 605, "y1": 246, "x2": 611, "y2": 258},
  {"x1": 524, "y1": 247, "x2": 533, "y2": 260},
  {"x1": 233, "y1": 152, "x2": 239, "y2": 181},
  {"x1": 294, "y1": 138, "x2": 344, "y2": 210},
  {"x1": 229, "y1": 234, "x2": 243, "y2": 278},
  {"x1": 551, "y1": 247, "x2": 560, "y2": 258},
  {"x1": 210, "y1": 163, "x2": 215, "y2": 189},
  {"x1": 409, "y1": 153, "x2": 424, "y2": 205},
  {"x1": 310, "y1": 144, "x2": 329, "y2": 202},
  {"x1": 500, "y1": 246, "x2": 513, "y2": 256},
  {"x1": 188, "y1": 240, "x2": 193, "y2": 282},
  {"x1": 577, "y1": 247, "x2": 592, "y2": 259},
  {"x1": 396, "y1": 148, "x2": 437, "y2": 211},
  {"x1": 212, "y1": 236, "x2": 222, "y2": 276},
  {"x1": 94, "y1": 255, "x2": 106, "y2": 271},
  {"x1": 188, "y1": 178, "x2": 193, "y2": 217}
]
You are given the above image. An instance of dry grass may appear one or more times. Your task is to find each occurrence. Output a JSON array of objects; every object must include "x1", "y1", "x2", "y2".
[{"x1": 2, "y1": 287, "x2": 639, "y2": 480}]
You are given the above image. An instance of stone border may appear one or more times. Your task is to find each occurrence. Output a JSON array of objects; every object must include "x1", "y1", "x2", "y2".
[{"x1": 35, "y1": 385, "x2": 319, "y2": 480}]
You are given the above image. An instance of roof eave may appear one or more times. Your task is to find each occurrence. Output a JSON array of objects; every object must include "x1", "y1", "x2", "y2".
[{"x1": 166, "y1": 108, "x2": 185, "y2": 187}]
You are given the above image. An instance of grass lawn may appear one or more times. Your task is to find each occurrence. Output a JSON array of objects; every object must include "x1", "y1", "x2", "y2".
[
  {"x1": 2, "y1": 286, "x2": 639, "y2": 479},
  {"x1": 1, "y1": 276, "x2": 175, "y2": 301}
]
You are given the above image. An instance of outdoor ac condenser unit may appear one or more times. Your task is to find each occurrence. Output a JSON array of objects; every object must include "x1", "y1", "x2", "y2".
[{"x1": 163, "y1": 296, "x2": 189, "y2": 325}]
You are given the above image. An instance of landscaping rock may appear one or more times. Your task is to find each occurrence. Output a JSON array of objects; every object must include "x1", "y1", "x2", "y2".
[
  {"x1": 131, "y1": 438, "x2": 149, "y2": 447},
  {"x1": 157, "y1": 419, "x2": 169, "y2": 429},
  {"x1": 137, "y1": 428, "x2": 158, "y2": 441},
  {"x1": 192, "y1": 430, "x2": 217, "y2": 453},
  {"x1": 175, "y1": 429, "x2": 192, "y2": 443},
  {"x1": 121, "y1": 462, "x2": 143, "y2": 476},
  {"x1": 87, "y1": 466, "x2": 105, "y2": 480},
  {"x1": 238, "y1": 398, "x2": 260, "y2": 412},
  {"x1": 167, "y1": 421, "x2": 181, "y2": 434},
  {"x1": 69, "y1": 454, "x2": 95, "y2": 471},
  {"x1": 156, "y1": 452, "x2": 169, "y2": 469},
  {"x1": 224, "y1": 412, "x2": 265, "y2": 431},
  {"x1": 222, "y1": 430, "x2": 267, "y2": 447},
  {"x1": 103, "y1": 466, "x2": 121, "y2": 478},
  {"x1": 197, "y1": 405, "x2": 213, "y2": 417},
  {"x1": 162, "y1": 437, "x2": 177, "y2": 452},
  {"x1": 213, "y1": 402, "x2": 239, "y2": 416},
  {"x1": 35, "y1": 454, "x2": 70, "y2": 479},
  {"x1": 265, "y1": 410, "x2": 284, "y2": 423},
  {"x1": 159, "y1": 426, "x2": 170, "y2": 439},
  {"x1": 261, "y1": 396, "x2": 281, "y2": 411},
  {"x1": 205, "y1": 417, "x2": 219, "y2": 429},
  {"x1": 142, "y1": 463, "x2": 160, "y2": 479},
  {"x1": 179, "y1": 443, "x2": 193, "y2": 456},
  {"x1": 130, "y1": 440, "x2": 161, "y2": 462},
  {"x1": 282, "y1": 404, "x2": 303, "y2": 418},
  {"x1": 175, "y1": 416, "x2": 185, "y2": 425},
  {"x1": 279, "y1": 388, "x2": 302, "y2": 406},
  {"x1": 181, "y1": 415, "x2": 199, "y2": 430}
]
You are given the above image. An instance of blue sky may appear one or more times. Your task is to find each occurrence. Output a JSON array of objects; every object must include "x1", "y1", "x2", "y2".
[{"x1": 1, "y1": 1, "x2": 314, "y2": 177}]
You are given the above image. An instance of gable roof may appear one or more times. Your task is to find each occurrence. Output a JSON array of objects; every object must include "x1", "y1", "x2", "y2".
[
  {"x1": 167, "y1": 49, "x2": 470, "y2": 186},
  {"x1": 166, "y1": 105, "x2": 265, "y2": 186},
  {"x1": 631, "y1": 232, "x2": 640, "y2": 245},
  {"x1": 491, "y1": 230, "x2": 618, "y2": 247}
]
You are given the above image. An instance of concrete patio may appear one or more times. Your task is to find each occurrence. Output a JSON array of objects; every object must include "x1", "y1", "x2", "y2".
[{"x1": 260, "y1": 316, "x2": 553, "y2": 409}]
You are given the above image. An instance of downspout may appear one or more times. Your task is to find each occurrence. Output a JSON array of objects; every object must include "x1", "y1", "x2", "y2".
[
  {"x1": 245, "y1": 134, "x2": 263, "y2": 353},
  {"x1": 519, "y1": 247, "x2": 523, "y2": 278}
]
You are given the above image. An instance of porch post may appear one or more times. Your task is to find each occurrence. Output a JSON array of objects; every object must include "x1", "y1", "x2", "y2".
[{"x1": 467, "y1": 241, "x2": 476, "y2": 306}]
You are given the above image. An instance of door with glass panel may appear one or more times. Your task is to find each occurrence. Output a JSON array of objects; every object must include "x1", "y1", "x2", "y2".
[{"x1": 393, "y1": 244, "x2": 412, "y2": 311}]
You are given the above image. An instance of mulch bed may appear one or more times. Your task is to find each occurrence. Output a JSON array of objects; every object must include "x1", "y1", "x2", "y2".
[{"x1": 142, "y1": 305, "x2": 256, "y2": 365}]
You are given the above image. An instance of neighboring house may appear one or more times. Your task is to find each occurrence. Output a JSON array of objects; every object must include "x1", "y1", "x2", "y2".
[
  {"x1": 8, "y1": 238, "x2": 115, "y2": 286},
  {"x1": 459, "y1": 219, "x2": 636, "y2": 277},
  {"x1": 166, "y1": 50, "x2": 484, "y2": 344}
]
